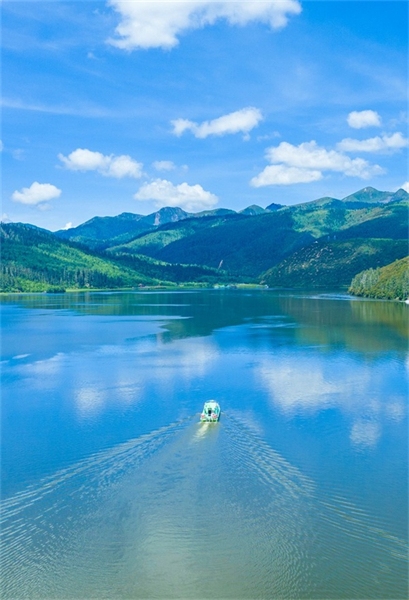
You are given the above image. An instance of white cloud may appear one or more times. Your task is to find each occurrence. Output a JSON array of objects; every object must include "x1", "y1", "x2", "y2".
[
  {"x1": 337, "y1": 132, "x2": 409, "y2": 153},
  {"x1": 401, "y1": 181, "x2": 409, "y2": 193},
  {"x1": 1, "y1": 213, "x2": 12, "y2": 223},
  {"x1": 251, "y1": 164, "x2": 322, "y2": 186},
  {"x1": 347, "y1": 110, "x2": 382, "y2": 129},
  {"x1": 63, "y1": 222, "x2": 74, "y2": 230},
  {"x1": 172, "y1": 107, "x2": 263, "y2": 139},
  {"x1": 134, "y1": 178, "x2": 218, "y2": 212},
  {"x1": 251, "y1": 140, "x2": 384, "y2": 187},
  {"x1": 58, "y1": 148, "x2": 143, "y2": 178},
  {"x1": 153, "y1": 160, "x2": 176, "y2": 171},
  {"x1": 107, "y1": 0, "x2": 302, "y2": 50},
  {"x1": 11, "y1": 182, "x2": 62, "y2": 205}
]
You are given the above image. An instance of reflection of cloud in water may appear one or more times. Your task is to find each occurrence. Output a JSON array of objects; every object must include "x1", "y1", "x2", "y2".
[
  {"x1": 9, "y1": 335, "x2": 218, "y2": 420},
  {"x1": 152, "y1": 337, "x2": 218, "y2": 379},
  {"x1": 259, "y1": 357, "x2": 406, "y2": 450},
  {"x1": 75, "y1": 386, "x2": 106, "y2": 418},
  {"x1": 385, "y1": 401, "x2": 405, "y2": 422},
  {"x1": 259, "y1": 360, "x2": 342, "y2": 413},
  {"x1": 350, "y1": 420, "x2": 381, "y2": 448},
  {"x1": 18, "y1": 353, "x2": 65, "y2": 389}
]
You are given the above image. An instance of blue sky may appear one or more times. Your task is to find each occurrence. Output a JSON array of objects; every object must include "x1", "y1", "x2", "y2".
[{"x1": 1, "y1": 0, "x2": 408, "y2": 230}]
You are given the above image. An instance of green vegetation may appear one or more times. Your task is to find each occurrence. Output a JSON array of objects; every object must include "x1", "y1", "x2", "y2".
[
  {"x1": 109, "y1": 190, "x2": 408, "y2": 282},
  {"x1": 107, "y1": 214, "x2": 240, "y2": 257},
  {"x1": 262, "y1": 239, "x2": 408, "y2": 288},
  {"x1": 0, "y1": 223, "x2": 234, "y2": 293},
  {"x1": 55, "y1": 212, "x2": 151, "y2": 250},
  {"x1": 349, "y1": 257, "x2": 409, "y2": 300},
  {"x1": 139, "y1": 211, "x2": 314, "y2": 277},
  {"x1": 0, "y1": 223, "x2": 160, "y2": 292},
  {"x1": 2, "y1": 187, "x2": 408, "y2": 297},
  {"x1": 106, "y1": 251, "x2": 238, "y2": 285}
]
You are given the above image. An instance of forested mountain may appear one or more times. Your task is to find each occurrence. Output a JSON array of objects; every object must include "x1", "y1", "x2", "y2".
[
  {"x1": 106, "y1": 188, "x2": 408, "y2": 282},
  {"x1": 55, "y1": 207, "x2": 191, "y2": 250},
  {"x1": 55, "y1": 206, "x2": 238, "y2": 250},
  {"x1": 137, "y1": 211, "x2": 315, "y2": 277},
  {"x1": 0, "y1": 223, "x2": 226, "y2": 292},
  {"x1": 2, "y1": 187, "x2": 408, "y2": 294},
  {"x1": 262, "y1": 239, "x2": 408, "y2": 288},
  {"x1": 106, "y1": 213, "x2": 246, "y2": 259},
  {"x1": 349, "y1": 257, "x2": 409, "y2": 300}
]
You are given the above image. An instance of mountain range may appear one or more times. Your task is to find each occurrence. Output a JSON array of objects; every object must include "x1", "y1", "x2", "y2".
[{"x1": 1, "y1": 186, "x2": 408, "y2": 293}]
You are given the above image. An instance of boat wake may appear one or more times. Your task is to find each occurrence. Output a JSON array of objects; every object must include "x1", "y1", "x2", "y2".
[{"x1": 1, "y1": 411, "x2": 407, "y2": 599}]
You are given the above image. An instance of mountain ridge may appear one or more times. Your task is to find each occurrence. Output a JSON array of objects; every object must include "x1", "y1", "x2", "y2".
[{"x1": 2, "y1": 186, "x2": 408, "y2": 294}]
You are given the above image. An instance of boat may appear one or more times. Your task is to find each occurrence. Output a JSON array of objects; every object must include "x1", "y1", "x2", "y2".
[{"x1": 200, "y1": 400, "x2": 221, "y2": 422}]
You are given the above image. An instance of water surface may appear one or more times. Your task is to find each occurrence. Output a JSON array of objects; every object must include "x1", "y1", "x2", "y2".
[{"x1": 1, "y1": 290, "x2": 408, "y2": 599}]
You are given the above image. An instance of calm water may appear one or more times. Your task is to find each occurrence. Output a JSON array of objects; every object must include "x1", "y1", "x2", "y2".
[{"x1": 1, "y1": 289, "x2": 408, "y2": 599}]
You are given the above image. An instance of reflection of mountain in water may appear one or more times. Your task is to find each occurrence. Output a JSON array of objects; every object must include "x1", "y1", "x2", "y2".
[
  {"x1": 276, "y1": 294, "x2": 408, "y2": 354},
  {"x1": 2, "y1": 290, "x2": 407, "y2": 355}
]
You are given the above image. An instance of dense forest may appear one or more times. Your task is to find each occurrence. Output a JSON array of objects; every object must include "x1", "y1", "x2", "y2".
[
  {"x1": 0, "y1": 223, "x2": 227, "y2": 292},
  {"x1": 349, "y1": 257, "x2": 409, "y2": 301}
]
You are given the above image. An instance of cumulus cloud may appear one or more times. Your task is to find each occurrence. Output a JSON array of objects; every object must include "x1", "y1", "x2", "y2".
[
  {"x1": 153, "y1": 160, "x2": 176, "y2": 171},
  {"x1": 401, "y1": 181, "x2": 409, "y2": 193},
  {"x1": 337, "y1": 132, "x2": 409, "y2": 153},
  {"x1": 251, "y1": 165, "x2": 322, "y2": 186},
  {"x1": 107, "y1": 0, "x2": 302, "y2": 50},
  {"x1": 172, "y1": 107, "x2": 263, "y2": 139},
  {"x1": 251, "y1": 140, "x2": 384, "y2": 187},
  {"x1": 12, "y1": 182, "x2": 62, "y2": 205},
  {"x1": 347, "y1": 110, "x2": 381, "y2": 129},
  {"x1": 134, "y1": 178, "x2": 218, "y2": 212},
  {"x1": 58, "y1": 148, "x2": 143, "y2": 178}
]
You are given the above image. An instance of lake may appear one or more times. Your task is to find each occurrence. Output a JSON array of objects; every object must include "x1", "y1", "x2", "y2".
[{"x1": 1, "y1": 289, "x2": 407, "y2": 599}]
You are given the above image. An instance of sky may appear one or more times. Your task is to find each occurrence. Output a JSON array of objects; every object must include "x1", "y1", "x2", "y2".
[{"x1": 1, "y1": 0, "x2": 408, "y2": 231}]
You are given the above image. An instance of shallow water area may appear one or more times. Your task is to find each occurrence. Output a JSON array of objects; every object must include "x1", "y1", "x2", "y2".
[{"x1": 1, "y1": 289, "x2": 408, "y2": 599}]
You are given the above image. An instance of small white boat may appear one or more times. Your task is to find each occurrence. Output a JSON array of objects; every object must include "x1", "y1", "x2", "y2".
[{"x1": 200, "y1": 400, "x2": 221, "y2": 422}]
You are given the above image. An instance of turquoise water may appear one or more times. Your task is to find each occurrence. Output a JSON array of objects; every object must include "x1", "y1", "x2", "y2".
[{"x1": 1, "y1": 290, "x2": 408, "y2": 599}]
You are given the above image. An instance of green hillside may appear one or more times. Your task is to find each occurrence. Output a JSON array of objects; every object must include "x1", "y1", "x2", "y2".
[
  {"x1": 1, "y1": 223, "x2": 159, "y2": 292},
  {"x1": 55, "y1": 207, "x2": 193, "y2": 250},
  {"x1": 113, "y1": 191, "x2": 408, "y2": 280},
  {"x1": 3, "y1": 187, "x2": 408, "y2": 294},
  {"x1": 262, "y1": 239, "x2": 408, "y2": 288},
  {"x1": 1, "y1": 223, "x2": 233, "y2": 293},
  {"x1": 56, "y1": 207, "x2": 238, "y2": 250},
  {"x1": 107, "y1": 213, "x2": 244, "y2": 257},
  {"x1": 55, "y1": 213, "x2": 151, "y2": 250},
  {"x1": 349, "y1": 257, "x2": 409, "y2": 300},
  {"x1": 155, "y1": 211, "x2": 315, "y2": 276}
]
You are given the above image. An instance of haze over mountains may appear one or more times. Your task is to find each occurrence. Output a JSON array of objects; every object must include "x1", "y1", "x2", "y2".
[{"x1": 1, "y1": 187, "x2": 408, "y2": 293}]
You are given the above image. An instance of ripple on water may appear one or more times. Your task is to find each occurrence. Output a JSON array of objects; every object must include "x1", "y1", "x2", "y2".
[{"x1": 1, "y1": 415, "x2": 407, "y2": 599}]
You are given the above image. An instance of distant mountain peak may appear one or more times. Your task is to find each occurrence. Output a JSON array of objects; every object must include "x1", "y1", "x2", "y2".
[
  {"x1": 240, "y1": 205, "x2": 266, "y2": 216},
  {"x1": 341, "y1": 187, "x2": 393, "y2": 204},
  {"x1": 265, "y1": 202, "x2": 283, "y2": 212}
]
